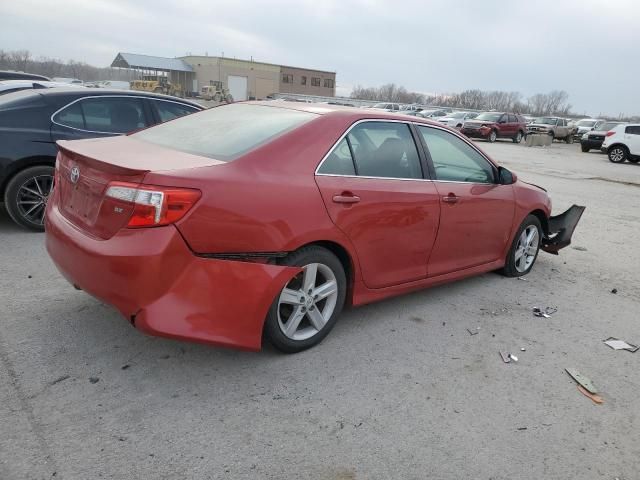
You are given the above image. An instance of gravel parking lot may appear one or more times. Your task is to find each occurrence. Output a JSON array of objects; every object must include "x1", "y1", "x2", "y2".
[{"x1": 1, "y1": 141, "x2": 639, "y2": 480}]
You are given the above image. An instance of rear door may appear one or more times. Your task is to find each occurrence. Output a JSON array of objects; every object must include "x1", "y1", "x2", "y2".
[
  {"x1": 315, "y1": 120, "x2": 441, "y2": 289},
  {"x1": 416, "y1": 125, "x2": 515, "y2": 276},
  {"x1": 624, "y1": 125, "x2": 640, "y2": 155},
  {"x1": 51, "y1": 96, "x2": 152, "y2": 141}
]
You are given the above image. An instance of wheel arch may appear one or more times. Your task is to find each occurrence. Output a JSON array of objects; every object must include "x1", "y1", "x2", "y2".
[
  {"x1": 292, "y1": 240, "x2": 357, "y2": 307},
  {"x1": 1, "y1": 155, "x2": 56, "y2": 197},
  {"x1": 529, "y1": 209, "x2": 549, "y2": 235},
  {"x1": 607, "y1": 143, "x2": 628, "y2": 153}
]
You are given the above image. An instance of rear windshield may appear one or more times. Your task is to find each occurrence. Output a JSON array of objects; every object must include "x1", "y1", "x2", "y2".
[{"x1": 133, "y1": 103, "x2": 317, "y2": 161}]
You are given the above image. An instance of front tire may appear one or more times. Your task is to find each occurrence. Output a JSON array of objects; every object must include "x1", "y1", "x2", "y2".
[
  {"x1": 608, "y1": 146, "x2": 628, "y2": 163},
  {"x1": 264, "y1": 246, "x2": 347, "y2": 353},
  {"x1": 4, "y1": 165, "x2": 54, "y2": 231},
  {"x1": 581, "y1": 145, "x2": 590, "y2": 153},
  {"x1": 488, "y1": 130, "x2": 497, "y2": 143},
  {"x1": 500, "y1": 215, "x2": 542, "y2": 277}
]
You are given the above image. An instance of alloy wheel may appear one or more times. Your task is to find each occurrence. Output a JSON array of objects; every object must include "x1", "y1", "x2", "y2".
[
  {"x1": 16, "y1": 174, "x2": 54, "y2": 226},
  {"x1": 489, "y1": 131, "x2": 497, "y2": 142},
  {"x1": 277, "y1": 262, "x2": 339, "y2": 341},
  {"x1": 609, "y1": 147, "x2": 626, "y2": 163},
  {"x1": 514, "y1": 225, "x2": 539, "y2": 273}
]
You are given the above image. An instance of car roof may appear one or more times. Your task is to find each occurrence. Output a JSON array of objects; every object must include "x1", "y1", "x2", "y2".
[
  {"x1": 243, "y1": 100, "x2": 453, "y2": 126},
  {"x1": 1, "y1": 87, "x2": 204, "y2": 108}
]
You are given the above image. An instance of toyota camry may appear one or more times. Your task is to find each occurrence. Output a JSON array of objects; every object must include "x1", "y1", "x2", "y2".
[{"x1": 45, "y1": 101, "x2": 584, "y2": 353}]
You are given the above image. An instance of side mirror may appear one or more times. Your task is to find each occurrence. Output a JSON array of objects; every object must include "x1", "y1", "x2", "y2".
[{"x1": 498, "y1": 166, "x2": 517, "y2": 185}]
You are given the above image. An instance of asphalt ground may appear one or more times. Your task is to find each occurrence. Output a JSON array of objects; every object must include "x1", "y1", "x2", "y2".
[{"x1": 1, "y1": 140, "x2": 639, "y2": 479}]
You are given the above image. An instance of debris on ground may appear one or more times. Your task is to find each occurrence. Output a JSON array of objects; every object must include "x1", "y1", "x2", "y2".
[
  {"x1": 517, "y1": 277, "x2": 528, "y2": 282},
  {"x1": 466, "y1": 327, "x2": 480, "y2": 336},
  {"x1": 121, "y1": 364, "x2": 130, "y2": 370},
  {"x1": 572, "y1": 246, "x2": 588, "y2": 251},
  {"x1": 517, "y1": 427, "x2": 528, "y2": 431},
  {"x1": 49, "y1": 374, "x2": 70, "y2": 386},
  {"x1": 533, "y1": 306, "x2": 557, "y2": 318},
  {"x1": 89, "y1": 377, "x2": 100, "y2": 384},
  {"x1": 577, "y1": 385, "x2": 604, "y2": 405},
  {"x1": 611, "y1": 288, "x2": 618, "y2": 294},
  {"x1": 520, "y1": 347, "x2": 526, "y2": 352},
  {"x1": 499, "y1": 352, "x2": 518, "y2": 363},
  {"x1": 603, "y1": 337, "x2": 639, "y2": 353},
  {"x1": 565, "y1": 368, "x2": 597, "y2": 394}
]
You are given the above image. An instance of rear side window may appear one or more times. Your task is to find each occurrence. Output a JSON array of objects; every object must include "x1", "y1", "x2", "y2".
[
  {"x1": 318, "y1": 122, "x2": 422, "y2": 179},
  {"x1": 153, "y1": 100, "x2": 199, "y2": 123},
  {"x1": 625, "y1": 126, "x2": 640, "y2": 135},
  {"x1": 133, "y1": 103, "x2": 317, "y2": 161},
  {"x1": 419, "y1": 126, "x2": 495, "y2": 183},
  {"x1": 53, "y1": 97, "x2": 148, "y2": 133},
  {"x1": 508, "y1": 114, "x2": 517, "y2": 123}
]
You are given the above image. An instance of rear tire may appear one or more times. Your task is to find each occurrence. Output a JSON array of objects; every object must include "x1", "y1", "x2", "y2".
[
  {"x1": 608, "y1": 145, "x2": 628, "y2": 163},
  {"x1": 581, "y1": 145, "x2": 589, "y2": 153},
  {"x1": 4, "y1": 165, "x2": 54, "y2": 231},
  {"x1": 499, "y1": 215, "x2": 542, "y2": 277},
  {"x1": 264, "y1": 246, "x2": 347, "y2": 353},
  {"x1": 513, "y1": 131, "x2": 523, "y2": 143}
]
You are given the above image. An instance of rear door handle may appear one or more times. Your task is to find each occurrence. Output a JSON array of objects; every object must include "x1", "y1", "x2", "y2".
[
  {"x1": 442, "y1": 194, "x2": 459, "y2": 204},
  {"x1": 333, "y1": 193, "x2": 361, "y2": 204}
]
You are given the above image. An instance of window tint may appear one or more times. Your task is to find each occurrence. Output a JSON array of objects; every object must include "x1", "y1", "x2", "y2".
[
  {"x1": 54, "y1": 101, "x2": 84, "y2": 129},
  {"x1": 133, "y1": 103, "x2": 316, "y2": 161},
  {"x1": 154, "y1": 100, "x2": 198, "y2": 123},
  {"x1": 54, "y1": 97, "x2": 147, "y2": 133},
  {"x1": 418, "y1": 126, "x2": 495, "y2": 183},
  {"x1": 317, "y1": 138, "x2": 355, "y2": 175},
  {"x1": 508, "y1": 114, "x2": 517, "y2": 123},
  {"x1": 625, "y1": 126, "x2": 640, "y2": 135},
  {"x1": 345, "y1": 122, "x2": 422, "y2": 179}
]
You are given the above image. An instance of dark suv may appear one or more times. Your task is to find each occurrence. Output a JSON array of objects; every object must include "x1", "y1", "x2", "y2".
[
  {"x1": 0, "y1": 88, "x2": 203, "y2": 230},
  {"x1": 460, "y1": 112, "x2": 527, "y2": 143}
]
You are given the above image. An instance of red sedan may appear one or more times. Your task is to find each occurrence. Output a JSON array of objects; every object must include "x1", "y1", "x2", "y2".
[{"x1": 45, "y1": 102, "x2": 584, "y2": 353}]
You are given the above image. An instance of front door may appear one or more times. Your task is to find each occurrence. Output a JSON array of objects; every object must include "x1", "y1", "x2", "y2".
[
  {"x1": 315, "y1": 121, "x2": 441, "y2": 289},
  {"x1": 415, "y1": 125, "x2": 515, "y2": 276}
]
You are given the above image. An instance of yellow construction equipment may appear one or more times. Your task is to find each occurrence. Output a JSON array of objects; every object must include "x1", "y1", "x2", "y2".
[
  {"x1": 130, "y1": 77, "x2": 183, "y2": 97},
  {"x1": 200, "y1": 81, "x2": 233, "y2": 102}
]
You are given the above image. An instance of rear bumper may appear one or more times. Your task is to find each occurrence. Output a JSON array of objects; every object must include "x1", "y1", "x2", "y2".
[
  {"x1": 581, "y1": 139, "x2": 604, "y2": 149},
  {"x1": 541, "y1": 205, "x2": 586, "y2": 254},
  {"x1": 45, "y1": 203, "x2": 299, "y2": 350}
]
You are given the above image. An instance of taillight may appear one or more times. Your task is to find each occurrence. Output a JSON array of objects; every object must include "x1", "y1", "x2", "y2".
[
  {"x1": 105, "y1": 181, "x2": 201, "y2": 228},
  {"x1": 605, "y1": 131, "x2": 616, "y2": 137}
]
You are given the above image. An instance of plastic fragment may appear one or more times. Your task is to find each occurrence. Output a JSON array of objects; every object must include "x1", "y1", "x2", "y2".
[{"x1": 565, "y1": 368, "x2": 597, "y2": 394}]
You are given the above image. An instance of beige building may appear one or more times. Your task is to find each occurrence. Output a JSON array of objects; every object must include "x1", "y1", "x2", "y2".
[
  {"x1": 112, "y1": 52, "x2": 337, "y2": 100},
  {"x1": 180, "y1": 56, "x2": 280, "y2": 101},
  {"x1": 279, "y1": 65, "x2": 335, "y2": 96}
]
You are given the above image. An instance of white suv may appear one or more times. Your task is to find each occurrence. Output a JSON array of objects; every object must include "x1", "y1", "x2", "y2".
[{"x1": 601, "y1": 124, "x2": 640, "y2": 164}]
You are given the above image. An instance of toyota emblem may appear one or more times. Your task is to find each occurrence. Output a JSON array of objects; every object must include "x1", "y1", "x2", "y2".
[{"x1": 70, "y1": 166, "x2": 80, "y2": 184}]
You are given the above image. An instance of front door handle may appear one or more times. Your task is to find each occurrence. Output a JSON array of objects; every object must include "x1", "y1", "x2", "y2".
[
  {"x1": 442, "y1": 194, "x2": 459, "y2": 204},
  {"x1": 333, "y1": 192, "x2": 361, "y2": 204}
]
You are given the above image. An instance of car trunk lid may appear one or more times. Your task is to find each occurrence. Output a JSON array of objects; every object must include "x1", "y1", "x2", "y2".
[{"x1": 55, "y1": 136, "x2": 223, "y2": 239}]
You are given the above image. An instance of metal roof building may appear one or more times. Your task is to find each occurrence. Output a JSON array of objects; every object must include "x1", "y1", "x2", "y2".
[{"x1": 111, "y1": 53, "x2": 195, "y2": 96}]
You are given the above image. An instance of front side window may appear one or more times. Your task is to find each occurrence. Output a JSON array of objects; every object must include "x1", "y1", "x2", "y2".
[
  {"x1": 153, "y1": 100, "x2": 199, "y2": 123},
  {"x1": 54, "y1": 97, "x2": 148, "y2": 133},
  {"x1": 133, "y1": 103, "x2": 317, "y2": 161},
  {"x1": 418, "y1": 126, "x2": 495, "y2": 183}
]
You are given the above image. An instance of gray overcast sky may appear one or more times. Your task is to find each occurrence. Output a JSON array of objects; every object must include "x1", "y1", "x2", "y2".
[{"x1": 1, "y1": 0, "x2": 638, "y2": 116}]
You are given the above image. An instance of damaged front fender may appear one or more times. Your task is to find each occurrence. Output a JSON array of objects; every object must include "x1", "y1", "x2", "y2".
[{"x1": 541, "y1": 204, "x2": 586, "y2": 254}]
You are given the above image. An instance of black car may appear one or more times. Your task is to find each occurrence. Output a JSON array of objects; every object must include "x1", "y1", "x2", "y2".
[
  {"x1": 0, "y1": 88, "x2": 204, "y2": 230},
  {"x1": 0, "y1": 70, "x2": 50, "y2": 81},
  {"x1": 580, "y1": 121, "x2": 626, "y2": 152}
]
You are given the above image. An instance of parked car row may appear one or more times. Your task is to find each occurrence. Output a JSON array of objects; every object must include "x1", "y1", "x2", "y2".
[{"x1": 0, "y1": 88, "x2": 203, "y2": 230}]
